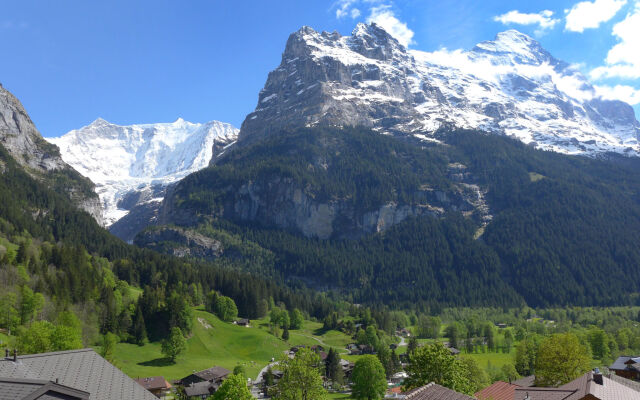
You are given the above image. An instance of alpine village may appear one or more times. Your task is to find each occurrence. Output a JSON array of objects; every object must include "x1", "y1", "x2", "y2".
[{"x1": 2, "y1": 1, "x2": 640, "y2": 400}]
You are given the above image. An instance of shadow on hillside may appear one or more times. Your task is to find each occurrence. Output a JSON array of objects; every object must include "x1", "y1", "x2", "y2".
[
  {"x1": 312, "y1": 327, "x2": 328, "y2": 336},
  {"x1": 138, "y1": 357, "x2": 174, "y2": 367}
]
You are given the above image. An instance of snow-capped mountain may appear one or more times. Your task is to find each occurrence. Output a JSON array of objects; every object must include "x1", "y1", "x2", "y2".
[
  {"x1": 240, "y1": 23, "x2": 640, "y2": 156},
  {"x1": 49, "y1": 118, "x2": 238, "y2": 226}
]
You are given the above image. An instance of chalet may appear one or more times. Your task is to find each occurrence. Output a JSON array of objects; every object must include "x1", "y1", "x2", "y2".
[
  {"x1": 475, "y1": 380, "x2": 519, "y2": 400},
  {"x1": 397, "y1": 328, "x2": 412, "y2": 337},
  {"x1": 390, "y1": 371, "x2": 408, "y2": 384},
  {"x1": 310, "y1": 344, "x2": 325, "y2": 353},
  {"x1": 235, "y1": 318, "x2": 250, "y2": 327},
  {"x1": 180, "y1": 366, "x2": 231, "y2": 387},
  {"x1": 184, "y1": 380, "x2": 219, "y2": 399},
  {"x1": 512, "y1": 375, "x2": 536, "y2": 387},
  {"x1": 610, "y1": 355, "x2": 640, "y2": 380},
  {"x1": 399, "y1": 382, "x2": 474, "y2": 399},
  {"x1": 340, "y1": 359, "x2": 354, "y2": 378},
  {"x1": 135, "y1": 376, "x2": 172, "y2": 398},
  {"x1": 0, "y1": 348, "x2": 157, "y2": 400},
  {"x1": 513, "y1": 370, "x2": 640, "y2": 400}
]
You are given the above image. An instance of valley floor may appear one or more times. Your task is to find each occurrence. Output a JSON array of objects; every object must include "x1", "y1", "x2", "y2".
[{"x1": 112, "y1": 308, "x2": 353, "y2": 381}]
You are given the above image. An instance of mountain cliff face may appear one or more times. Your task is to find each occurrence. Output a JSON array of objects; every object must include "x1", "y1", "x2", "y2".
[
  {"x1": 0, "y1": 84, "x2": 103, "y2": 222},
  {"x1": 157, "y1": 127, "x2": 491, "y2": 240},
  {"x1": 240, "y1": 24, "x2": 639, "y2": 156},
  {"x1": 49, "y1": 118, "x2": 238, "y2": 234}
]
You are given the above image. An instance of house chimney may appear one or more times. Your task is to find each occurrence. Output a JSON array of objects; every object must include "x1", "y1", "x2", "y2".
[
  {"x1": 13, "y1": 349, "x2": 17, "y2": 362},
  {"x1": 594, "y1": 368, "x2": 603, "y2": 385}
]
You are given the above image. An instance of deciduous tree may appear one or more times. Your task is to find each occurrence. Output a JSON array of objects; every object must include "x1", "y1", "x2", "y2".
[
  {"x1": 535, "y1": 333, "x2": 590, "y2": 387},
  {"x1": 351, "y1": 355, "x2": 387, "y2": 400}
]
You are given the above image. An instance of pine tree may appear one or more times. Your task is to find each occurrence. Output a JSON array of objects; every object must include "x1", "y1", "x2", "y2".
[
  {"x1": 325, "y1": 348, "x2": 344, "y2": 386},
  {"x1": 132, "y1": 304, "x2": 147, "y2": 346}
]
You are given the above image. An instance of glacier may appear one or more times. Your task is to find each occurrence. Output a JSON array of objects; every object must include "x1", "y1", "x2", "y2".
[{"x1": 48, "y1": 118, "x2": 238, "y2": 226}]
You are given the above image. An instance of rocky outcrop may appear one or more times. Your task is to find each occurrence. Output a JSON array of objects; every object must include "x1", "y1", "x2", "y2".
[
  {"x1": 134, "y1": 226, "x2": 223, "y2": 259},
  {"x1": 240, "y1": 24, "x2": 640, "y2": 156},
  {"x1": 161, "y1": 173, "x2": 482, "y2": 240},
  {"x1": 0, "y1": 84, "x2": 103, "y2": 222}
]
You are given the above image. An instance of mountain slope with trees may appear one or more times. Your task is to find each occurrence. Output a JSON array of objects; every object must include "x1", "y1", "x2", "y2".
[{"x1": 141, "y1": 126, "x2": 640, "y2": 309}]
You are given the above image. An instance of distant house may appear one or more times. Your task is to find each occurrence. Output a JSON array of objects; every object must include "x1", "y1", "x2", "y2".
[
  {"x1": 235, "y1": 318, "x2": 250, "y2": 327},
  {"x1": 512, "y1": 375, "x2": 535, "y2": 387},
  {"x1": 340, "y1": 359, "x2": 354, "y2": 378},
  {"x1": 400, "y1": 382, "x2": 474, "y2": 399},
  {"x1": 310, "y1": 344, "x2": 325, "y2": 353},
  {"x1": 184, "y1": 380, "x2": 219, "y2": 399},
  {"x1": 495, "y1": 323, "x2": 508, "y2": 329},
  {"x1": 447, "y1": 346, "x2": 460, "y2": 355},
  {"x1": 180, "y1": 366, "x2": 231, "y2": 387},
  {"x1": 390, "y1": 371, "x2": 408, "y2": 384},
  {"x1": 135, "y1": 376, "x2": 172, "y2": 398},
  {"x1": 0, "y1": 348, "x2": 157, "y2": 400},
  {"x1": 513, "y1": 370, "x2": 640, "y2": 400},
  {"x1": 610, "y1": 356, "x2": 640, "y2": 380},
  {"x1": 397, "y1": 328, "x2": 412, "y2": 337},
  {"x1": 475, "y1": 380, "x2": 519, "y2": 400}
]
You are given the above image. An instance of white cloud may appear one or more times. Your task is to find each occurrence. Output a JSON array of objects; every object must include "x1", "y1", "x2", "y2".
[
  {"x1": 493, "y1": 10, "x2": 560, "y2": 35},
  {"x1": 335, "y1": 0, "x2": 358, "y2": 19},
  {"x1": 589, "y1": 3, "x2": 640, "y2": 81},
  {"x1": 591, "y1": 64, "x2": 640, "y2": 79},
  {"x1": 606, "y1": 3, "x2": 640, "y2": 68},
  {"x1": 565, "y1": 0, "x2": 627, "y2": 32},
  {"x1": 366, "y1": 5, "x2": 415, "y2": 47},
  {"x1": 351, "y1": 8, "x2": 361, "y2": 18},
  {"x1": 595, "y1": 84, "x2": 640, "y2": 104}
]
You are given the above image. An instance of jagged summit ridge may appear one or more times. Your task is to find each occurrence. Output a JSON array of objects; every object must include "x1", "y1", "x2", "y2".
[
  {"x1": 48, "y1": 118, "x2": 238, "y2": 226},
  {"x1": 240, "y1": 23, "x2": 640, "y2": 156}
]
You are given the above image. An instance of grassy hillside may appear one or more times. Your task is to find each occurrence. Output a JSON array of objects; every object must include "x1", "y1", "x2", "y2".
[{"x1": 113, "y1": 308, "x2": 352, "y2": 381}]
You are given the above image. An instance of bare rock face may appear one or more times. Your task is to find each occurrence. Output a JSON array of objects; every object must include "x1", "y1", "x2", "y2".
[
  {"x1": 134, "y1": 226, "x2": 223, "y2": 259},
  {"x1": 160, "y1": 172, "x2": 484, "y2": 240},
  {"x1": 0, "y1": 84, "x2": 103, "y2": 223},
  {"x1": 240, "y1": 24, "x2": 640, "y2": 156}
]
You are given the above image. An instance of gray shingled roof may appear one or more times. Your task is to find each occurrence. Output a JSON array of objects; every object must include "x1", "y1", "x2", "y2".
[
  {"x1": 0, "y1": 377, "x2": 89, "y2": 400},
  {"x1": 0, "y1": 349, "x2": 156, "y2": 400},
  {"x1": 610, "y1": 356, "x2": 640, "y2": 371},
  {"x1": 184, "y1": 380, "x2": 219, "y2": 397}
]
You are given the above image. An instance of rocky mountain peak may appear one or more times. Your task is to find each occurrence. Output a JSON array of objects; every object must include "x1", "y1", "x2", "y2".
[
  {"x1": 240, "y1": 23, "x2": 640, "y2": 156},
  {"x1": 472, "y1": 29, "x2": 552, "y2": 65},
  {"x1": 0, "y1": 84, "x2": 103, "y2": 222}
]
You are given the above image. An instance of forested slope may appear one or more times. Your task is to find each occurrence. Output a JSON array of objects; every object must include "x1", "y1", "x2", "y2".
[{"x1": 141, "y1": 127, "x2": 640, "y2": 308}]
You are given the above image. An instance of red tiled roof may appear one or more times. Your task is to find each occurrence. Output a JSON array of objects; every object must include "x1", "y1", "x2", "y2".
[
  {"x1": 475, "y1": 381, "x2": 519, "y2": 400},
  {"x1": 134, "y1": 376, "x2": 171, "y2": 390}
]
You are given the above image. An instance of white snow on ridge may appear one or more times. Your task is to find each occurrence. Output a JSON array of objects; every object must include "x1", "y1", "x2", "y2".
[
  {"x1": 250, "y1": 24, "x2": 640, "y2": 157},
  {"x1": 48, "y1": 118, "x2": 238, "y2": 226}
]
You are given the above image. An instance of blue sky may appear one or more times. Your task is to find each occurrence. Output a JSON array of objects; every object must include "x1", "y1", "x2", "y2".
[{"x1": 1, "y1": 0, "x2": 638, "y2": 137}]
